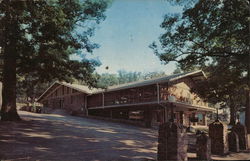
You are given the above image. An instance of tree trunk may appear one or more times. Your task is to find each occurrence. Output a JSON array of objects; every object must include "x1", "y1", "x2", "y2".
[
  {"x1": 246, "y1": 0, "x2": 250, "y2": 134},
  {"x1": 1, "y1": 44, "x2": 20, "y2": 121},
  {"x1": 229, "y1": 105, "x2": 236, "y2": 125},
  {"x1": 0, "y1": 4, "x2": 21, "y2": 121},
  {"x1": 245, "y1": 88, "x2": 250, "y2": 134},
  {"x1": 229, "y1": 97, "x2": 236, "y2": 125}
]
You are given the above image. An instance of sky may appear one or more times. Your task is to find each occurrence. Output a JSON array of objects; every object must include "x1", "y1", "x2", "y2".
[{"x1": 82, "y1": 0, "x2": 182, "y2": 74}]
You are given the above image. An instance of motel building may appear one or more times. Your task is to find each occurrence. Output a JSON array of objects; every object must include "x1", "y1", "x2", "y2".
[{"x1": 37, "y1": 70, "x2": 215, "y2": 128}]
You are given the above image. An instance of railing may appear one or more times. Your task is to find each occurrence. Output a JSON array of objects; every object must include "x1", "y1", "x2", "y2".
[
  {"x1": 87, "y1": 84, "x2": 158, "y2": 108},
  {"x1": 87, "y1": 82, "x2": 210, "y2": 109}
]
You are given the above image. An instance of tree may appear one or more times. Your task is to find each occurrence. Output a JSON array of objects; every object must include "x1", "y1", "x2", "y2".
[
  {"x1": 97, "y1": 73, "x2": 119, "y2": 88},
  {"x1": 0, "y1": 0, "x2": 109, "y2": 121},
  {"x1": 117, "y1": 70, "x2": 142, "y2": 84},
  {"x1": 17, "y1": 75, "x2": 52, "y2": 105},
  {"x1": 96, "y1": 70, "x2": 166, "y2": 88},
  {"x1": 172, "y1": 66, "x2": 182, "y2": 74},
  {"x1": 192, "y1": 63, "x2": 247, "y2": 125},
  {"x1": 173, "y1": 61, "x2": 246, "y2": 125},
  {"x1": 142, "y1": 71, "x2": 165, "y2": 80},
  {"x1": 151, "y1": 0, "x2": 250, "y2": 132}
]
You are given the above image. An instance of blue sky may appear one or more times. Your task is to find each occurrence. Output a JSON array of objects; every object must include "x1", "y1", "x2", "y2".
[{"x1": 84, "y1": 0, "x2": 182, "y2": 74}]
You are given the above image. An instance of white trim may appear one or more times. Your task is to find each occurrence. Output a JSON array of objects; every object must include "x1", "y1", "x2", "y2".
[
  {"x1": 170, "y1": 101, "x2": 215, "y2": 112},
  {"x1": 87, "y1": 100, "x2": 215, "y2": 112},
  {"x1": 37, "y1": 81, "x2": 92, "y2": 102},
  {"x1": 59, "y1": 82, "x2": 92, "y2": 94},
  {"x1": 88, "y1": 101, "x2": 159, "y2": 110},
  {"x1": 37, "y1": 82, "x2": 58, "y2": 101},
  {"x1": 90, "y1": 70, "x2": 206, "y2": 94},
  {"x1": 38, "y1": 70, "x2": 206, "y2": 101}
]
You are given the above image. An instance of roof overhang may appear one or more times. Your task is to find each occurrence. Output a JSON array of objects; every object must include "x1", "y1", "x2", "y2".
[
  {"x1": 37, "y1": 82, "x2": 60, "y2": 102},
  {"x1": 37, "y1": 70, "x2": 207, "y2": 102},
  {"x1": 90, "y1": 70, "x2": 206, "y2": 94},
  {"x1": 87, "y1": 100, "x2": 215, "y2": 112},
  {"x1": 37, "y1": 81, "x2": 92, "y2": 102},
  {"x1": 172, "y1": 102, "x2": 215, "y2": 112}
]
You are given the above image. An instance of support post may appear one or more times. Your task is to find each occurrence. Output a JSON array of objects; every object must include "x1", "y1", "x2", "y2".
[
  {"x1": 170, "y1": 103, "x2": 174, "y2": 122},
  {"x1": 157, "y1": 83, "x2": 160, "y2": 103},
  {"x1": 165, "y1": 107, "x2": 168, "y2": 123},
  {"x1": 85, "y1": 95, "x2": 88, "y2": 116},
  {"x1": 102, "y1": 92, "x2": 104, "y2": 109},
  {"x1": 203, "y1": 113, "x2": 207, "y2": 126}
]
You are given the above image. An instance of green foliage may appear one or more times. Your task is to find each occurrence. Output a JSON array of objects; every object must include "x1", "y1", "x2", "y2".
[
  {"x1": 97, "y1": 73, "x2": 119, "y2": 88},
  {"x1": 153, "y1": 0, "x2": 250, "y2": 124},
  {"x1": 0, "y1": 0, "x2": 109, "y2": 87},
  {"x1": 17, "y1": 75, "x2": 52, "y2": 103},
  {"x1": 117, "y1": 70, "x2": 142, "y2": 85},
  {"x1": 97, "y1": 70, "x2": 166, "y2": 88},
  {"x1": 151, "y1": 0, "x2": 249, "y2": 70},
  {"x1": 152, "y1": 0, "x2": 249, "y2": 96},
  {"x1": 0, "y1": 0, "x2": 111, "y2": 107},
  {"x1": 142, "y1": 71, "x2": 165, "y2": 80}
]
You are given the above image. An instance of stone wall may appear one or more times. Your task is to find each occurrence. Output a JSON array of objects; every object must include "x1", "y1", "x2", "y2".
[
  {"x1": 228, "y1": 131, "x2": 239, "y2": 152},
  {"x1": 158, "y1": 122, "x2": 187, "y2": 161},
  {"x1": 209, "y1": 120, "x2": 228, "y2": 155},
  {"x1": 232, "y1": 123, "x2": 248, "y2": 150},
  {"x1": 196, "y1": 132, "x2": 211, "y2": 160}
]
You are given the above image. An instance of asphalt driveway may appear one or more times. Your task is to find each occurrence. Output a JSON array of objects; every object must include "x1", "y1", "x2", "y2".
[
  {"x1": 0, "y1": 111, "x2": 157, "y2": 161},
  {"x1": 1, "y1": 110, "x2": 250, "y2": 161}
]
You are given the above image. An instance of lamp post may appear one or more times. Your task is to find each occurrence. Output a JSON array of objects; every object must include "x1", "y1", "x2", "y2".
[{"x1": 168, "y1": 95, "x2": 176, "y2": 122}]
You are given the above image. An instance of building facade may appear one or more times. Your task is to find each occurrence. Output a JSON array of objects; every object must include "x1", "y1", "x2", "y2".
[{"x1": 38, "y1": 71, "x2": 215, "y2": 127}]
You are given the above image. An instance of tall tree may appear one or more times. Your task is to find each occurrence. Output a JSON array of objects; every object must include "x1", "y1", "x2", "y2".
[
  {"x1": 192, "y1": 63, "x2": 247, "y2": 125},
  {"x1": 117, "y1": 70, "x2": 142, "y2": 84},
  {"x1": 0, "y1": 0, "x2": 108, "y2": 121},
  {"x1": 17, "y1": 75, "x2": 52, "y2": 105},
  {"x1": 96, "y1": 71, "x2": 166, "y2": 88},
  {"x1": 142, "y1": 71, "x2": 165, "y2": 80},
  {"x1": 151, "y1": 0, "x2": 250, "y2": 132},
  {"x1": 97, "y1": 73, "x2": 119, "y2": 88}
]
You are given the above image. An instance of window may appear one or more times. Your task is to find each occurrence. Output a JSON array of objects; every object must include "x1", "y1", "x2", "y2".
[{"x1": 55, "y1": 90, "x2": 57, "y2": 97}]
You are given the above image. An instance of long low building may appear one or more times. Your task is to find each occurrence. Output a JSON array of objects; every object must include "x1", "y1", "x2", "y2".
[{"x1": 37, "y1": 70, "x2": 215, "y2": 127}]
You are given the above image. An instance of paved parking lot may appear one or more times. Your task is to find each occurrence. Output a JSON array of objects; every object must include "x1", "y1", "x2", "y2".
[{"x1": 0, "y1": 111, "x2": 157, "y2": 161}]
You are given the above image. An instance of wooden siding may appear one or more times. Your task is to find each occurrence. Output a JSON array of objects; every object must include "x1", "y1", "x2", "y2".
[
  {"x1": 167, "y1": 77, "x2": 208, "y2": 107},
  {"x1": 41, "y1": 85, "x2": 86, "y2": 113},
  {"x1": 87, "y1": 77, "x2": 209, "y2": 109},
  {"x1": 40, "y1": 76, "x2": 210, "y2": 115}
]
